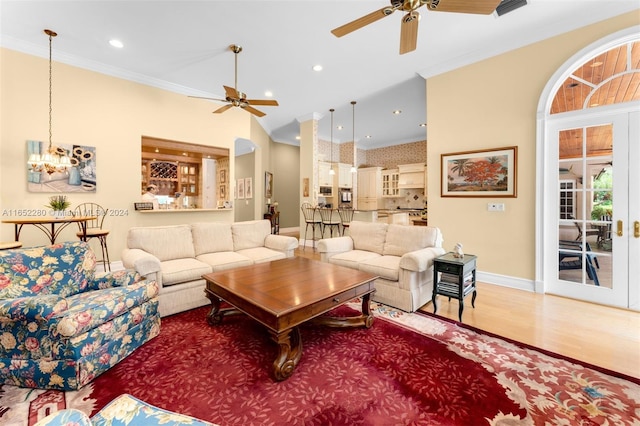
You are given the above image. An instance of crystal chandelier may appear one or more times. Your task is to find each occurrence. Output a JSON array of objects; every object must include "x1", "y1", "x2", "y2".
[{"x1": 28, "y1": 29, "x2": 72, "y2": 175}]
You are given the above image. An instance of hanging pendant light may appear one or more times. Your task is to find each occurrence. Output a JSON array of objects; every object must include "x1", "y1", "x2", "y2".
[
  {"x1": 329, "y1": 108, "x2": 336, "y2": 175},
  {"x1": 28, "y1": 29, "x2": 71, "y2": 175},
  {"x1": 350, "y1": 101, "x2": 357, "y2": 173}
]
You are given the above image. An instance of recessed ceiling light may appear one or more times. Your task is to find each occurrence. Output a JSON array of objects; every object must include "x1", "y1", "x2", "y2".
[
  {"x1": 264, "y1": 91, "x2": 273, "y2": 97},
  {"x1": 295, "y1": 135, "x2": 300, "y2": 140},
  {"x1": 590, "y1": 61, "x2": 603, "y2": 67},
  {"x1": 109, "y1": 39, "x2": 124, "y2": 48},
  {"x1": 365, "y1": 135, "x2": 372, "y2": 139},
  {"x1": 419, "y1": 123, "x2": 427, "y2": 127},
  {"x1": 337, "y1": 125, "x2": 343, "y2": 130},
  {"x1": 392, "y1": 110, "x2": 402, "y2": 115},
  {"x1": 312, "y1": 65, "x2": 323, "y2": 72}
]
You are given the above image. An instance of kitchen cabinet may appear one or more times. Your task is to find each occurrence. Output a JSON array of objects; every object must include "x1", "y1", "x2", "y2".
[
  {"x1": 357, "y1": 167, "x2": 382, "y2": 210},
  {"x1": 382, "y1": 169, "x2": 400, "y2": 197},
  {"x1": 398, "y1": 163, "x2": 425, "y2": 189},
  {"x1": 318, "y1": 161, "x2": 333, "y2": 187},
  {"x1": 336, "y1": 163, "x2": 353, "y2": 189},
  {"x1": 142, "y1": 160, "x2": 198, "y2": 197}
]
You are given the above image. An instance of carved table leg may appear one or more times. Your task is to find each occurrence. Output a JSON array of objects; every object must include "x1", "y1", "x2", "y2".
[
  {"x1": 270, "y1": 327, "x2": 302, "y2": 381},
  {"x1": 205, "y1": 293, "x2": 224, "y2": 326}
]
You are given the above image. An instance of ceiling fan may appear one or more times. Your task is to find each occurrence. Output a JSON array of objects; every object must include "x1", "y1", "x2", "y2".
[
  {"x1": 331, "y1": 0, "x2": 503, "y2": 55},
  {"x1": 190, "y1": 44, "x2": 278, "y2": 117}
]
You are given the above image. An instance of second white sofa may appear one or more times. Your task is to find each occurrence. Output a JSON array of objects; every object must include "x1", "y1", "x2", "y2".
[
  {"x1": 121, "y1": 220, "x2": 298, "y2": 317},
  {"x1": 318, "y1": 221, "x2": 445, "y2": 312}
]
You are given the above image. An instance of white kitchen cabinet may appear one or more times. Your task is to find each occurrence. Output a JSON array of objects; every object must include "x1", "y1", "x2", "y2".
[
  {"x1": 318, "y1": 161, "x2": 333, "y2": 187},
  {"x1": 337, "y1": 163, "x2": 353, "y2": 189},
  {"x1": 357, "y1": 167, "x2": 382, "y2": 210},
  {"x1": 398, "y1": 163, "x2": 425, "y2": 189},
  {"x1": 382, "y1": 168, "x2": 400, "y2": 197}
]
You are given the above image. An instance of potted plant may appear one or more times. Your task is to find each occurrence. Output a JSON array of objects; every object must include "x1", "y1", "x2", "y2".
[{"x1": 46, "y1": 195, "x2": 71, "y2": 218}]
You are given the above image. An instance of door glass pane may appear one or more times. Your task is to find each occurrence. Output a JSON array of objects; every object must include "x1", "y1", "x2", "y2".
[{"x1": 558, "y1": 124, "x2": 613, "y2": 288}]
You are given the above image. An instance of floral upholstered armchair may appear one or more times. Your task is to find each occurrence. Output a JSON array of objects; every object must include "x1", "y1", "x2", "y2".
[{"x1": 0, "y1": 241, "x2": 160, "y2": 390}]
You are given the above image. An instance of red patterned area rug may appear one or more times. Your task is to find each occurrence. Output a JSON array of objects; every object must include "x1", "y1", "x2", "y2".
[{"x1": 1, "y1": 303, "x2": 638, "y2": 425}]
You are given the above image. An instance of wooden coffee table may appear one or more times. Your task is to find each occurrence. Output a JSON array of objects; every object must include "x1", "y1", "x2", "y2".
[{"x1": 202, "y1": 257, "x2": 377, "y2": 381}]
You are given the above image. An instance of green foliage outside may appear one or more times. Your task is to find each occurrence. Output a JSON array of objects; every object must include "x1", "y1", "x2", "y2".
[{"x1": 591, "y1": 169, "x2": 612, "y2": 220}]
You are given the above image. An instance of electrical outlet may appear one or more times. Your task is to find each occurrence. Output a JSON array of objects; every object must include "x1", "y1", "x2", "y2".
[{"x1": 487, "y1": 203, "x2": 505, "y2": 212}]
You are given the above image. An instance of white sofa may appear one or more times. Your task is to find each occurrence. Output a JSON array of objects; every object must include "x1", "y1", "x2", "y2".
[
  {"x1": 317, "y1": 221, "x2": 445, "y2": 312},
  {"x1": 121, "y1": 220, "x2": 298, "y2": 317}
]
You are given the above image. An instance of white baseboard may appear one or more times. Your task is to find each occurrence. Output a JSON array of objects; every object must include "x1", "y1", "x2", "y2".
[{"x1": 476, "y1": 270, "x2": 535, "y2": 292}]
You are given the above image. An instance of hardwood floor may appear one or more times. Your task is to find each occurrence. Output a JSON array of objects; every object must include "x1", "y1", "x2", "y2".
[{"x1": 292, "y1": 241, "x2": 640, "y2": 379}]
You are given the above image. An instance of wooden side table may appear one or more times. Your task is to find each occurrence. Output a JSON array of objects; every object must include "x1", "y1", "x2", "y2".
[
  {"x1": 432, "y1": 252, "x2": 477, "y2": 322},
  {"x1": 263, "y1": 212, "x2": 280, "y2": 234}
]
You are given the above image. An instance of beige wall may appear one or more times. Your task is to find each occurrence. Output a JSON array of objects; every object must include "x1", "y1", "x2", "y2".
[
  {"x1": 0, "y1": 48, "x2": 252, "y2": 260},
  {"x1": 427, "y1": 11, "x2": 639, "y2": 282}
]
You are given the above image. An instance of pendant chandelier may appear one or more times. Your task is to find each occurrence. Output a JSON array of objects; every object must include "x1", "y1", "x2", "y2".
[
  {"x1": 328, "y1": 108, "x2": 335, "y2": 175},
  {"x1": 350, "y1": 101, "x2": 357, "y2": 173},
  {"x1": 28, "y1": 29, "x2": 72, "y2": 175}
]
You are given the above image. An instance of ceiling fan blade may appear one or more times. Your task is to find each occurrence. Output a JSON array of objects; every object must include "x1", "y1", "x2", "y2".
[
  {"x1": 331, "y1": 7, "x2": 393, "y2": 38},
  {"x1": 246, "y1": 99, "x2": 279, "y2": 106},
  {"x1": 223, "y1": 85, "x2": 239, "y2": 99},
  {"x1": 213, "y1": 104, "x2": 233, "y2": 114},
  {"x1": 427, "y1": 0, "x2": 502, "y2": 15},
  {"x1": 189, "y1": 95, "x2": 227, "y2": 102},
  {"x1": 243, "y1": 105, "x2": 266, "y2": 117},
  {"x1": 399, "y1": 12, "x2": 419, "y2": 55}
]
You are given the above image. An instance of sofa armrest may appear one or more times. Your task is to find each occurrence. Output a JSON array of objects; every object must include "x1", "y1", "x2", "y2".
[
  {"x1": 399, "y1": 247, "x2": 447, "y2": 272},
  {"x1": 264, "y1": 234, "x2": 299, "y2": 256},
  {"x1": 121, "y1": 248, "x2": 162, "y2": 284},
  {"x1": 88, "y1": 269, "x2": 144, "y2": 290},
  {"x1": 0, "y1": 295, "x2": 68, "y2": 321},
  {"x1": 317, "y1": 237, "x2": 354, "y2": 262}
]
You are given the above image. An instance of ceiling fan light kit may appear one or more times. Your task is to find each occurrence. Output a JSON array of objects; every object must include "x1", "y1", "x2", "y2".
[
  {"x1": 189, "y1": 44, "x2": 278, "y2": 117},
  {"x1": 331, "y1": 0, "x2": 503, "y2": 54}
]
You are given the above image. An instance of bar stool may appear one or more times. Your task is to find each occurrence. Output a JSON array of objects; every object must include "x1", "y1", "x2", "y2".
[
  {"x1": 319, "y1": 207, "x2": 341, "y2": 238},
  {"x1": 338, "y1": 207, "x2": 354, "y2": 235},
  {"x1": 74, "y1": 203, "x2": 111, "y2": 272},
  {"x1": 301, "y1": 202, "x2": 322, "y2": 251}
]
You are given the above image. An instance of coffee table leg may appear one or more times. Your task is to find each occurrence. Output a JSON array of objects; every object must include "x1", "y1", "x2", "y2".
[
  {"x1": 361, "y1": 292, "x2": 374, "y2": 328},
  {"x1": 270, "y1": 327, "x2": 302, "y2": 381},
  {"x1": 206, "y1": 295, "x2": 224, "y2": 326}
]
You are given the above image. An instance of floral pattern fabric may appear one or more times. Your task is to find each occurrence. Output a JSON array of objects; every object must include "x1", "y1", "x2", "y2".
[
  {"x1": 0, "y1": 242, "x2": 160, "y2": 390},
  {"x1": 34, "y1": 394, "x2": 217, "y2": 426}
]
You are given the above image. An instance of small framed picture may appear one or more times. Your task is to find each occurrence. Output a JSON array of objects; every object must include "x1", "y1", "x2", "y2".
[
  {"x1": 220, "y1": 169, "x2": 226, "y2": 184},
  {"x1": 245, "y1": 177, "x2": 253, "y2": 199},
  {"x1": 237, "y1": 179, "x2": 245, "y2": 199},
  {"x1": 220, "y1": 185, "x2": 226, "y2": 200}
]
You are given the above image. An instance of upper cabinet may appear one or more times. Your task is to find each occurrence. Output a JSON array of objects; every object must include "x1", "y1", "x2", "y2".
[
  {"x1": 318, "y1": 161, "x2": 333, "y2": 187},
  {"x1": 398, "y1": 163, "x2": 425, "y2": 189},
  {"x1": 382, "y1": 169, "x2": 400, "y2": 197},
  {"x1": 337, "y1": 163, "x2": 353, "y2": 189}
]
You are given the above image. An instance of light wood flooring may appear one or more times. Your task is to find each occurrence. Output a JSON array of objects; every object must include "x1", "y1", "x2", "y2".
[{"x1": 292, "y1": 239, "x2": 640, "y2": 379}]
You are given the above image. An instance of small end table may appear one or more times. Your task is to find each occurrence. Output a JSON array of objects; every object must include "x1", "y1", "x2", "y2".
[{"x1": 432, "y1": 252, "x2": 477, "y2": 322}]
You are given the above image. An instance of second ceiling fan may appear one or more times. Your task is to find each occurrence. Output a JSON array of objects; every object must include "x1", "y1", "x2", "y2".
[
  {"x1": 191, "y1": 44, "x2": 278, "y2": 117},
  {"x1": 332, "y1": 0, "x2": 503, "y2": 55}
]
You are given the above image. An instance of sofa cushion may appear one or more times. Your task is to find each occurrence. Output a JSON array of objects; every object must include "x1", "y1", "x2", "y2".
[
  {"x1": 236, "y1": 247, "x2": 287, "y2": 264},
  {"x1": 383, "y1": 224, "x2": 440, "y2": 257},
  {"x1": 127, "y1": 225, "x2": 195, "y2": 261},
  {"x1": 196, "y1": 252, "x2": 253, "y2": 272},
  {"x1": 231, "y1": 220, "x2": 271, "y2": 251},
  {"x1": 191, "y1": 222, "x2": 234, "y2": 256},
  {"x1": 328, "y1": 250, "x2": 381, "y2": 270},
  {"x1": 359, "y1": 255, "x2": 401, "y2": 281},
  {"x1": 349, "y1": 221, "x2": 388, "y2": 255},
  {"x1": 160, "y1": 258, "x2": 212, "y2": 286}
]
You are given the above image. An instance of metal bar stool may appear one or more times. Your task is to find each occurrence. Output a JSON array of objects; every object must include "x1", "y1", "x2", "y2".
[
  {"x1": 301, "y1": 202, "x2": 322, "y2": 251},
  {"x1": 74, "y1": 203, "x2": 111, "y2": 272},
  {"x1": 319, "y1": 207, "x2": 341, "y2": 238}
]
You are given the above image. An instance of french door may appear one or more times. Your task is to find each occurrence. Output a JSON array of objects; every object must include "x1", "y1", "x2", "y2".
[{"x1": 545, "y1": 108, "x2": 639, "y2": 309}]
